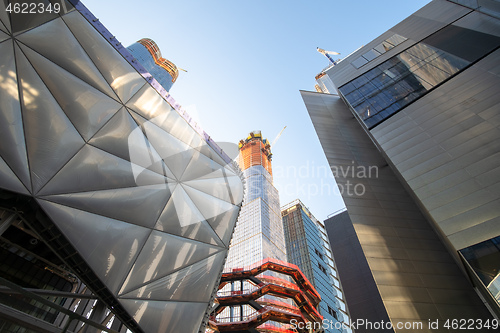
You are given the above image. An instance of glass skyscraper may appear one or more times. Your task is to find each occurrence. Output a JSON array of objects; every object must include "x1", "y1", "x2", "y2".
[
  {"x1": 225, "y1": 131, "x2": 287, "y2": 269},
  {"x1": 127, "y1": 38, "x2": 178, "y2": 91},
  {"x1": 282, "y1": 200, "x2": 352, "y2": 333},
  {"x1": 215, "y1": 132, "x2": 324, "y2": 332}
]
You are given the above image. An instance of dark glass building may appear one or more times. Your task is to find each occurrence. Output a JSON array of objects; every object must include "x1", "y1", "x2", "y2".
[{"x1": 281, "y1": 200, "x2": 351, "y2": 333}]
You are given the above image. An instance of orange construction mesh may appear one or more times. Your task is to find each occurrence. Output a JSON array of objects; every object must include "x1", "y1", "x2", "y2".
[{"x1": 239, "y1": 138, "x2": 272, "y2": 175}]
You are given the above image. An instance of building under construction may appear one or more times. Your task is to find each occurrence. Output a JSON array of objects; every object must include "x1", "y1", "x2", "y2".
[{"x1": 210, "y1": 132, "x2": 324, "y2": 332}]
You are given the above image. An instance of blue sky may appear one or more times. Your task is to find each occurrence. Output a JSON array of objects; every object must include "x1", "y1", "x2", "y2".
[{"x1": 82, "y1": 0, "x2": 431, "y2": 221}]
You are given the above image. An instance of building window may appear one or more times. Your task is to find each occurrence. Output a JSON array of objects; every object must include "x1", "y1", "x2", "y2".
[
  {"x1": 339, "y1": 25, "x2": 500, "y2": 129},
  {"x1": 328, "y1": 305, "x2": 338, "y2": 320},
  {"x1": 318, "y1": 263, "x2": 327, "y2": 275},
  {"x1": 351, "y1": 34, "x2": 407, "y2": 69},
  {"x1": 460, "y1": 236, "x2": 500, "y2": 307},
  {"x1": 315, "y1": 248, "x2": 323, "y2": 260}
]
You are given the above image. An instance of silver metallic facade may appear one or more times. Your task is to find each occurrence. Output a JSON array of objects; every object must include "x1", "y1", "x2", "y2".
[
  {"x1": 302, "y1": 0, "x2": 500, "y2": 330},
  {"x1": 0, "y1": 2, "x2": 243, "y2": 333}
]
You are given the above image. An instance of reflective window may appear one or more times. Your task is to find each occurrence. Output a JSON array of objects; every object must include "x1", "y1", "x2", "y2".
[
  {"x1": 352, "y1": 56, "x2": 368, "y2": 69},
  {"x1": 362, "y1": 49, "x2": 381, "y2": 62},
  {"x1": 460, "y1": 236, "x2": 500, "y2": 307},
  {"x1": 340, "y1": 25, "x2": 500, "y2": 128},
  {"x1": 341, "y1": 42, "x2": 469, "y2": 128},
  {"x1": 352, "y1": 34, "x2": 407, "y2": 69}
]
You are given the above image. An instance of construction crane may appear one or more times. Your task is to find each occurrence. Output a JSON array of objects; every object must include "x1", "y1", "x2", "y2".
[
  {"x1": 317, "y1": 47, "x2": 340, "y2": 65},
  {"x1": 271, "y1": 126, "x2": 287, "y2": 147}
]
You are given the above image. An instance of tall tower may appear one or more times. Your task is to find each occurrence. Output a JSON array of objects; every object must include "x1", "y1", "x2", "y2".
[
  {"x1": 225, "y1": 131, "x2": 287, "y2": 269},
  {"x1": 210, "y1": 132, "x2": 324, "y2": 332},
  {"x1": 282, "y1": 200, "x2": 352, "y2": 333}
]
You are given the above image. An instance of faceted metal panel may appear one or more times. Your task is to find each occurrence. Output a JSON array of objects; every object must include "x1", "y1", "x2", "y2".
[
  {"x1": 0, "y1": 40, "x2": 30, "y2": 190},
  {"x1": 120, "y1": 251, "x2": 226, "y2": 302},
  {"x1": 38, "y1": 145, "x2": 167, "y2": 196},
  {"x1": 154, "y1": 193, "x2": 224, "y2": 246},
  {"x1": 120, "y1": 300, "x2": 207, "y2": 333},
  {"x1": 10, "y1": 0, "x2": 59, "y2": 35},
  {"x1": 61, "y1": 11, "x2": 145, "y2": 103},
  {"x1": 37, "y1": 200, "x2": 150, "y2": 295},
  {"x1": 16, "y1": 44, "x2": 86, "y2": 193},
  {"x1": 0, "y1": 30, "x2": 9, "y2": 43},
  {"x1": 126, "y1": 83, "x2": 174, "y2": 120},
  {"x1": 206, "y1": 204, "x2": 241, "y2": 246},
  {"x1": 119, "y1": 231, "x2": 223, "y2": 295},
  {"x1": 16, "y1": 17, "x2": 118, "y2": 99},
  {"x1": 0, "y1": 5, "x2": 243, "y2": 333},
  {"x1": 0, "y1": 1, "x2": 11, "y2": 34},
  {"x1": 18, "y1": 42, "x2": 122, "y2": 140},
  {"x1": 41, "y1": 184, "x2": 173, "y2": 229},
  {"x1": 0, "y1": 155, "x2": 29, "y2": 195},
  {"x1": 89, "y1": 107, "x2": 154, "y2": 164}
]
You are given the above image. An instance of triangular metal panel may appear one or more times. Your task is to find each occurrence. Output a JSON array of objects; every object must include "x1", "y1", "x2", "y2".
[
  {"x1": 182, "y1": 184, "x2": 238, "y2": 224},
  {"x1": 0, "y1": 156, "x2": 29, "y2": 195},
  {"x1": 10, "y1": 1, "x2": 58, "y2": 35},
  {"x1": 0, "y1": 29, "x2": 9, "y2": 43},
  {"x1": 0, "y1": 40, "x2": 30, "y2": 190},
  {"x1": 15, "y1": 16, "x2": 118, "y2": 99},
  {"x1": 180, "y1": 149, "x2": 226, "y2": 183},
  {"x1": 37, "y1": 145, "x2": 168, "y2": 196},
  {"x1": 0, "y1": 1, "x2": 11, "y2": 33},
  {"x1": 61, "y1": 11, "x2": 144, "y2": 103},
  {"x1": 206, "y1": 204, "x2": 241, "y2": 246},
  {"x1": 15, "y1": 44, "x2": 85, "y2": 193},
  {"x1": 18, "y1": 43, "x2": 122, "y2": 141},
  {"x1": 119, "y1": 251, "x2": 225, "y2": 302},
  {"x1": 89, "y1": 108, "x2": 171, "y2": 178},
  {"x1": 126, "y1": 83, "x2": 174, "y2": 121},
  {"x1": 119, "y1": 299, "x2": 207, "y2": 333},
  {"x1": 195, "y1": 143, "x2": 231, "y2": 171},
  {"x1": 183, "y1": 175, "x2": 243, "y2": 205},
  {"x1": 40, "y1": 184, "x2": 173, "y2": 229},
  {"x1": 37, "y1": 200, "x2": 150, "y2": 295},
  {"x1": 154, "y1": 191, "x2": 224, "y2": 247},
  {"x1": 130, "y1": 112, "x2": 194, "y2": 180},
  {"x1": 0, "y1": 20, "x2": 8, "y2": 35},
  {"x1": 57, "y1": 0, "x2": 75, "y2": 15},
  {"x1": 164, "y1": 185, "x2": 210, "y2": 228},
  {"x1": 119, "y1": 230, "x2": 221, "y2": 295}
]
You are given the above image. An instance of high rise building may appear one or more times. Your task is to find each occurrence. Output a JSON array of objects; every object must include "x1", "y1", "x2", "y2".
[
  {"x1": 225, "y1": 131, "x2": 287, "y2": 269},
  {"x1": 281, "y1": 200, "x2": 352, "y2": 333},
  {"x1": 213, "y1": 132, "x2": 324, "y2": 332},
  {"x1": 0, "y1": 2, "x2": 243, "y2": 333},
  {"x1": 127, "y1": 38, "x2": 179, "y2": 91},
  {"x1": 301, "y1": 0, "x2": 500, "y2": 331}
]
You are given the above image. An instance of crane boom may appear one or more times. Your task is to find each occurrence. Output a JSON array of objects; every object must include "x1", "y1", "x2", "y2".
[
  {"x1": 272, "y1": 126, "x2": 287, "y2": 147},
  {"x1": 317, "y1": 47, "x2": 340, "y2": 65}
]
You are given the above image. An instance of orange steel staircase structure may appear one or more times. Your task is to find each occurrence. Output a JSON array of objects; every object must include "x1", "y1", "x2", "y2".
[{"x1": 209, "y1": 258, "x2": 323, "y2": 333}]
